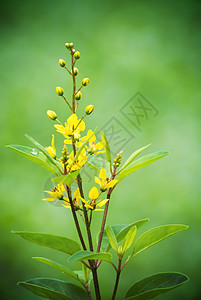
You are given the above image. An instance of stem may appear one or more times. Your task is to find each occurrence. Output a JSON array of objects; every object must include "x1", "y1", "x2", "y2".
[
  {"x1": 97, "y1": 196, "x2": 110, "y2": 253},
  {"x1": 69, "y1": 49, "x2": 101, "y2": 299},
  {"x1": 112, "y1": 259, "x2": 122, "y2": 300},
  {"x1": 71, "y1": 50, "x2": 76, "y2": 112},
  {"x1": 77, "y1": 174, "x2": 94, "y2": 252},
  {"x1": 85, "y1": 285, "x2": 92, "y2": 300},
  {"x1": 121, "y1": 257, "x2": 130, "y2": 271},
  {"x1": 62, "y1": 96, "x2": 72, "y2": 111},
  {"x1": 64, "y1": 184, "x2": 86, "y2": 250},
  {"x1": 92, "y1": 267, "x2": 101, "y2": 300},
  {"x1": 97, "y1": 170, "x2": 116, "y2": 253}
]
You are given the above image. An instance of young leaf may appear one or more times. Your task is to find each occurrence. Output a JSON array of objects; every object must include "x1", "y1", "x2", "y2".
[
  {"x1": 123, "y1": 225, "x2": 137, "y2": 253},
  {"x1": 12, "y1": 231, "x2": 80, "y2": 255},
  {"x1": 18, "y1": 278, "x2": 88, "y2": 300},
  {"x1": 52, "y1": 170, "x2": 80, "y2": 186},
  {"x1": 118, "y1": 151, "x2": 169, "y2": 181},
  {"x1": 131, "y1": 224, "x2": 189, "y2": 258},
  {"x1": 33, "y1": 257, "x2": 82, "y2": 283},
  {"x1": 106, "y1": 225, "x2": 118, "y2": 251},
  {"x1": 100, "y1": 131, "x2": 112, "y2": 168},
  {"x1": 124, "y1": 272, "x2": 189, "y2": 300},
  {"x1": 25, "y1": 134, "x2": 62, "y2": 171},
  {"x1": 6, "y1": 145, "x2": 58, "y2": 176},
  {"x1": 97, "y1": 219, "x2": 149, "y2": 252},
  {"x1": 68, "y1": 250, "x2": 112, "y2": 263},
  {"x1": 119, "y1": 144, "x2": 151, "y2": 172}
]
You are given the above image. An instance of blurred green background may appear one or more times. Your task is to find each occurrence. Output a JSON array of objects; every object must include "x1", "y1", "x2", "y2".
[{"x1": 1, "y1": 0, "x2": 200, "y2": 299}]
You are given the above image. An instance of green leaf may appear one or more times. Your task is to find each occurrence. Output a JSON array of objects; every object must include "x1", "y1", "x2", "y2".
[
  {"x1": 123, "y1": 226, "x2": 137, "y2": 253},
  {"x1": 100, "y1": 131, "x2": 112, "y2": 168},
  {"x1": 52, "y1": 170, "x2": 80, "y2": 186},
  {"x1": 12, "y1": 231, "x2": 80, "y2": 255},
  {"x1": 106, "y1": 225, "x2": 118, "y2": 251},
  {"x1": 119, "y1": 144, "x2": 151, "y2": 172},
  {"x1": 68, "y1": 250, "x2": 112, "y2": 263},
  {"x1": 124, "y1": 272, "x2": 189, "y2": 300},
  {"x1": 70, "y1": 128, "x2": 97, "y2": 168},
  {"x1": 6, "y1": 145, "x2": 58, "y2": 176},
  {"x1": 25, "y1": 134, "x2": 62, "y2": 171},
  {"x1": 18, "y1": 278, "x2": 88, "y2": 300},
  {"x1": 33, "y1": 257, "x2": 82, "y2": 283},
  {"x1": 118, "y1": 151, "x2": 169, "y2": 181},
  {"x1": 98, "y1": 219, "x2": 149, "y2": 252},
  {"x1": 131, "y1": 224, "x2": 189, "y2": 258}
]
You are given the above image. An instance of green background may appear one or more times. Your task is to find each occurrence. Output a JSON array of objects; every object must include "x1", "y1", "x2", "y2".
[{"x1": 1, "y1": 0, "x2": 200, "y2": 299}]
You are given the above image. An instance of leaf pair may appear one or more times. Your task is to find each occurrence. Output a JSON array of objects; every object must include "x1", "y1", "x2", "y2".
[
  {"x1": 118, "y1": 145, "x2": 169, "y2": 181},
  {"x1": 106, "y1": 225, "x2": 137, "y2": 256},
  {"x1": 99, "y1": 132, "x2": 169, "y2": 181}
]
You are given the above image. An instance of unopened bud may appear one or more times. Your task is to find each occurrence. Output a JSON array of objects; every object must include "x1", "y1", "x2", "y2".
[
  {"x1": 69, "y1": 42, "x2": 74, "y2": 48},
  {"x1": 59, "y1": 59, "x2": 66, "y2": 67},
  {"x1": 85, "y1": 105, "x2": 94, "y2": 115},
  {"x1": 117, "y1": 245, "x2": 123, "y2": 258},
  {"x1": 71, "y1": 67, "x2": 79, "y2": 76},
  {"x1": 56, "y1": 87, "x2": 64, "y2": 96},
  {"x1": 82, "y1": 78, "x2": 90, "y2": 86},
  {"x1": 65, "y1": 42, "x2": 70, "y2": 49},
  {"x1": 72, "y1": 48, "x2": 76, "y2": 54},
  {"x1": 47, "y1": 110, "x2": 57, "y2": 120},
  {"x1": 74, "y1": 51, "x2": 80, "y2": 59},
  {"x1": 75, "y1": 91, "x2": 82, "y2": 100}
]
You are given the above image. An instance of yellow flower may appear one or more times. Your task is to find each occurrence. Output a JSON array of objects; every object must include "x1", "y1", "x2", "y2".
[
  {"x1": 45, "y1": 135, "x2": 56, "y2": 159},
  {"x1": 82, "y1": 130, "x2": 105, "y2": 155},
  {"x1": 62, "y1": 188, "x2": 82, "y2": 210},
  {"x1": 68, "y1": 148, "x2": 87, "y2": 171},
  {"x1": 42, "y1": 182, "x2": 68, "y2": 202},
  {"x1": 82, "y1": 186, "x2": 109, "y2": 211},
  {"x1": 95, "y1": 168, "x2": 118, "y2": 192},
  {"x1": 54, "y1": 114, "x2": 85, "y2": 139}
]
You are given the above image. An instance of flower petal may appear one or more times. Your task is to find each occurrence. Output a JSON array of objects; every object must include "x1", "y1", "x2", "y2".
[
  {"x1": 97, "y1": 199, "x2": 109, "y2": 207},
  {"x1": 95, "y1": 177, "x2": 102, "y2": 186},
  {"x1": 106, "y1": 180, "x2": 118, "y2": 189},
  {"x1": 99, "y1": 167, "x2": 107, "y2": 181},
  {"x1": 89, "y1": 186, "x2": 99, "y2": 199}
]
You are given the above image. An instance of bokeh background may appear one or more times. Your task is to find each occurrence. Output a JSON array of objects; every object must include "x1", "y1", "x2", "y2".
[{"x1": 1, "y1": 0, "x2": 200, "y2": 299}]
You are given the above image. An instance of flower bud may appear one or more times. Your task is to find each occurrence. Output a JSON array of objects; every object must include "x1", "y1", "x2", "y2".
[
  {"x1": 74, "y1": 51, "x2": 80, "y2": 59},
  {"x1": 56, "y1": 87, "x2": 64, "y2": 96},
  {"x1": 47, "y1": 110, "x2": 57, "y2": 120},
  {"x1": 85, "y1": 105, "x2": 94, "y2": 115},
  {"x1": 71, "y1": 67, "x2": 79, "y2": 76},
  {"x1": 69, "y1": 42, "x2": 74, "y2": 48},
  {"x1": 117, "y1": 245, "x2": 123, "y2": 258},
  {"x1": 65, "y1": 42, "x2": 70, "y2": 49},
  {"x1": 59, "y1": 59, "x2": 66, "y2": 67},
  {"x1": 75, "y1": 91, "x2": 82, "y2": 100},
  {"x1": 82, "y1": 78, "x2": 90, "y2": 86},
  {"x1": 72, "y1": 48, "x2": 76, "y2": 54}
]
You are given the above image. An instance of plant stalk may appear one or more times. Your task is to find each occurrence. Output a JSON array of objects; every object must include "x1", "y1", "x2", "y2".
[{"x1": 112, "y1": 259, "x2": 122, "y2": 300}]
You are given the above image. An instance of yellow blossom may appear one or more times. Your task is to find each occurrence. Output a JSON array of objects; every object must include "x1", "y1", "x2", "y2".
[
  {"x1": 82, "y1": 186, "x2": 109, "y2": 211},
  {"x1": 68, "y1": 148, "x2": 87, "y2": 171},
  {"x1": 62, "y1": 188, "x2": 82, "y2": 210},
  {"x1": 54, "y1": 114, "x2": 85, "y2": 140},
  {"x1": 95, "y1": 168, "x2": 118, "y2": 192},
  {"x1": 81, "y1": 130, "x2": 105, "y2": 155},
  {"x1": 42, "y1": 182, "x2": 68, "y2": 202},
  {"x1": 45, "y1": 135, "x2": 56, "y2": 159}
]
